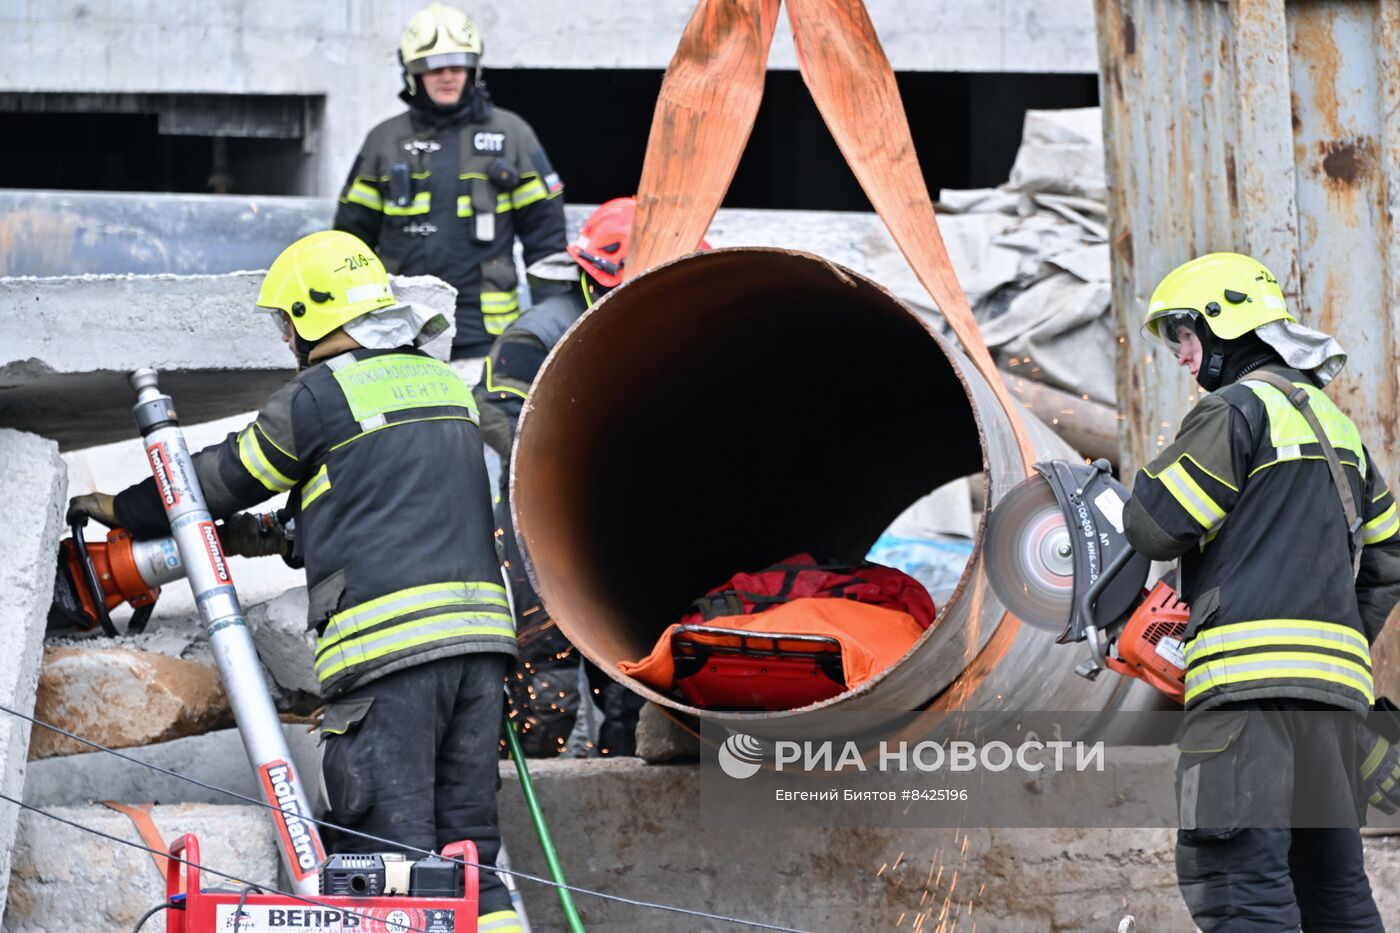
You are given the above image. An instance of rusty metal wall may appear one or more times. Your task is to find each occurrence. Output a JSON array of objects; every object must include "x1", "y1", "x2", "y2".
[{"x1": 1096, "y1": 0, "x2": 1400, "y2": 694}]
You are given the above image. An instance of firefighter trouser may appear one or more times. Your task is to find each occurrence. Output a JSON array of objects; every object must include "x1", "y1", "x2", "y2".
[
  {"x1": 320, "y1": 653, "x2": 512, "y2": 915},
  {"x1": 1174, "y1": 699, "x2": 1381, "y2": 931}
]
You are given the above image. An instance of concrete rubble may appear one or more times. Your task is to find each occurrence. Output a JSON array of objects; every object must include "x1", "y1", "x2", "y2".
[
  {"x1": 3, "y1": 803, "x2": 279, "y2": 933},
  {"x1": 633, "y1": 703, "x2": 699, "y2": 764},
  {"x1": 0, "y1": 430, "x2": 68, "y2": 921},
  {"x1": 245, "y1": 586, "x2": 321, "y2": 698}
]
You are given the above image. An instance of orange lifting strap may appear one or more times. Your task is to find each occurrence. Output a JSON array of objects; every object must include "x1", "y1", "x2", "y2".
[{"x1": 627, "y1": 0, "x2": 1038, "y2": 473}]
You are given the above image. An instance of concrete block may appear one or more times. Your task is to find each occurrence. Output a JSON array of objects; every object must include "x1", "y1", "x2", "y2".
[
  {"x1": 633, "y1": 703, "x2": 698, "y2": 764},
  {"x1": 0, "y1": 273, "x2": 457, "y2": 449},
  {"x1": 3, "y1": 803, "x2": 278, "y2": 933},
  {"x1": 246, "y1": 586, "x2": 320, "y2": 697},
  {"x1": 29, "y1": 647, "x2": 232, "y2": 760},
  {"x1": 0, "y1": 429, "x2": 67, "y2": 925},
  {"x1": 24, "y1": 724, "x2": 321, "y2": 810}
]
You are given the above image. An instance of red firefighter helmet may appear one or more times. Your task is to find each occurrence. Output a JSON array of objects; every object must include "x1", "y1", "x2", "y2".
[{"x1": 567, "y1": 196, "x2": 711, "y2": 288}]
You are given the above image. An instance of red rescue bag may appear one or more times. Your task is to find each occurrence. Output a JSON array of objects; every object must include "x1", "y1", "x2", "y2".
[{"x1": 678, "y1": 553, "x2": 936, "y2": 630}]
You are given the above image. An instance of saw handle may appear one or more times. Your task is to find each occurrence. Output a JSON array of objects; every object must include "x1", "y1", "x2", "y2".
[{"x1": 1067, "y1": 540, "x2": 1143, "y2": 680}]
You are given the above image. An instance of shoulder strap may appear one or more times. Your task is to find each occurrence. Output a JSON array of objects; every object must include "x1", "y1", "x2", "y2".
[{"x1": 1248, "y1": 370, "x2": 1363, "y2": 579}]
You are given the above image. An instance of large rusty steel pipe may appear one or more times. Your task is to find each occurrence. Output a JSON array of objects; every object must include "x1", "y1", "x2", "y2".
[{"x1": 513, "y1": 248, "x2": 1159, "y2": 728}]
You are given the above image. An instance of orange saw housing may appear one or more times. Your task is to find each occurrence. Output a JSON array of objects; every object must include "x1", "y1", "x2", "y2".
[{"x1": 1105, "y1": 580, "x2": 1188, "y2": 704}]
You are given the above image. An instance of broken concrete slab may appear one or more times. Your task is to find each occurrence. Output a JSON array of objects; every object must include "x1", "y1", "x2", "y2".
[
  {"x1": 0, "y1": 429, "x2": 67, "y2": 924},
  {"x1": 30, "y1": 646, "x2": 232, "y2": 759},
  {"x1": 0, "y1": 273, "x2": 457, "y2": 449},
  {"x1": 245, "y1": 586, "x2": 320, "y2": 697},
  {"x1": 24, "y1": 723, "x2": 321, "y2": 809},
  {"x1": 3, "y1": 803, "x2": 278, "y2": 932}
]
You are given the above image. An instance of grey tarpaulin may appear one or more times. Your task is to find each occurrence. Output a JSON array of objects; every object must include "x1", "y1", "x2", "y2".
[{"x1": 936, "y1": 107, "x2": 1115, "y2": 404}]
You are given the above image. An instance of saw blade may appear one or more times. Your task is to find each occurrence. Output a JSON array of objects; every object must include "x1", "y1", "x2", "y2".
[{"x1": 984, "y1": 475, "x2": 1076, "y2": 632}]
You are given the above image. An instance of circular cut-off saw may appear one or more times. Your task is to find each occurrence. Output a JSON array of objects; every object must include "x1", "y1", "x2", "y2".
[{"x1": 985, "y1": 458, "x2": 1189, "y2": 701}]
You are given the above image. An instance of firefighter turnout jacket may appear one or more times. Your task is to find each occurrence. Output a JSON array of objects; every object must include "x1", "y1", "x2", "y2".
[
  {"x1": 334, "y1": 105, "x2": 566, "y2": 358},
  {"x1": 1124, "y1": 364, "x2": 1400, "y2": 713},
  {"x1": 113, "y1": 346, "x2": 517, "y2": 697}
]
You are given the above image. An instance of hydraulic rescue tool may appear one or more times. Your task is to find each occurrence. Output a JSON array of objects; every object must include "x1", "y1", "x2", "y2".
[
  {"x1": 984, "y1": 458, "x2": 1189, "y2": 702},
  {"x1": 121, "y1": 368, "x2": 327, "y2": 896}
]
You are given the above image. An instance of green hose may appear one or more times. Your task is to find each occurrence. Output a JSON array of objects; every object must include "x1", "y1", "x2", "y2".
[{"x1": 504, "y1": 716, "x2": 586, "y2": 933}]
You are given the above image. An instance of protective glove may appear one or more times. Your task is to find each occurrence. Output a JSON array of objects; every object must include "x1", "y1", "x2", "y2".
[
  {"x1": 218, "y1": 511, "x2": 291, "y2": 559},
  {"x1": 66, "y1": 492, "x2": 118, "y2": 527},
  {"x1": 1358, "y1": 722, "x2": 1400, "y2": 814}
]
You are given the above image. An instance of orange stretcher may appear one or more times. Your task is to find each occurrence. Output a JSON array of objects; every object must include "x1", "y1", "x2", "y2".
[{"x1": 620, "y1": 598, "x2": 925, "y2": 711}]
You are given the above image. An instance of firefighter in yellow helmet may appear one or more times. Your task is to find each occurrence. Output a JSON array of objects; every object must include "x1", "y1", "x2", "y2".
[
  {"x1": 1124, "y1": 252, "x2": 1400, "y2": 931},
  {"x1": 334, "y1": 3, "x2": 567, "y2": 362},
  {"x1": 68, "y1": 231, "x2": 522, "y2": 931}
]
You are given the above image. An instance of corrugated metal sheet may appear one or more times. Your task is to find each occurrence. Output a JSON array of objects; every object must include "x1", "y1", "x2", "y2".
[{"x1": 1096, "y1": 0, "x2": 1400, "y2": 694}]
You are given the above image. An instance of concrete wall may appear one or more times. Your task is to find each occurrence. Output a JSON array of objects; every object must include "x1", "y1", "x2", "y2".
[
  {"x1": 0, "y1": 430, "x2": 68, "y2": 924},
  {"x1": 0, "y1": 0, "x2": 1096, "y2": 195}
]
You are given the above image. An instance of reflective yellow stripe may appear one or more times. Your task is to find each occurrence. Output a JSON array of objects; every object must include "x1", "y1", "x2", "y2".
[
  {"x1": 384, "y1": 191, "x2": 431, "y2": 216},
  {"x1": 481, "y1": 290, "x2": 519, "y2": 313},
  {"x1": 301, "y1": 464, "x2": 331, "y2": 507},
  {"x1": 237, "y1": 426, "x2": 295, "y2": 492},
  {"x1": 478, "y1": 911, "x2": 524, "y2": 933},
  {"x1": 1361, "y1": 736, "x2": 1390, "y2": 778},
  {"x1": 496, "y1": 192, "x2": 512, "y2": 213},
  {"x1": 1179, "y1": 453, "x2": 1238, "y2": 493},
  {"x1": 510, "y1": 177, "x2": 549, "y2": 210},
  {"x1": 1184, "y1": 618, "x2": 1371, "y2": 664},
  {"x1": 328, "y1": 415, "x2": 478, "y2": 453},
  {"x1": 1184, "y1": 652, "x2": 1374, "y2": 705},
  {"x1": 320, "y1": 581, "x2": 508, "y2": 653},
  {"x1": 482, "y1": 290, "x2": 521, "y2": 335},
  {"x1": 1157, "y1": 461, "x2": 1226, "y2": 530},
  {"x1": 482, "y1": 355, "x2": 528, "y2": 400},
  {"x1": 1364, "y1": 503, "x2": 1399, "y2": 545},
  {"x1": 316, "y1": 611, "x2": 516, "y2": 681},
  {"x1": 482, "y1": 309, "x2": 521, "y2": 336},
  {"x1": 343, "y1": 180, "x2": 383, "y2": 211},
  {"x1": 456, "y1": 195, "x2": 474, "y2": 217}
]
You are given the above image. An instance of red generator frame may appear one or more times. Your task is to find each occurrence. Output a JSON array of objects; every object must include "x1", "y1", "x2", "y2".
[{"x1": 164, "y1": 833, "x2": 480, "y2": 933}]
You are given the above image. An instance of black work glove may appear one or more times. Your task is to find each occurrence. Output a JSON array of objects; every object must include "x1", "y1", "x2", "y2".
[
  {"x1": 218, "y1": 511, "x2": 291, "y2": 559},
  {"x1": 67, "y1": 492, "x2": 118, "y2": 527},
  {"x1": 1359, "y1": 722, "x2": 1400, "y2": 814}
]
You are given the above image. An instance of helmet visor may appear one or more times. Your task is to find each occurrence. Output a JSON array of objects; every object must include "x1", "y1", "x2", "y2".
[
  {"x1": 1145, "y1": 309, "x2": 1201, "y2": 354},
  {"x1": 406, "y1": 51, "x2": 479, "y2": 74},
  {"x1": 258, "y1": 308, "x2": 293, "y2": 340}
]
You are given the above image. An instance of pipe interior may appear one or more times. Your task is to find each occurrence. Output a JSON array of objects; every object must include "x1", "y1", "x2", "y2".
[{"x1": 513, "y1": 249, "x2": 985, "y2": 686}]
